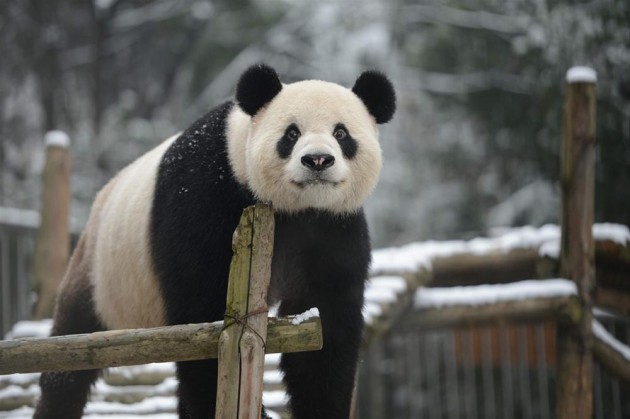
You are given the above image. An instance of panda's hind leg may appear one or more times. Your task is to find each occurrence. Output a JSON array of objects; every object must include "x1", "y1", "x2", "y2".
[{"x1": 33, "y1": 236, "x2": 104, "y2": 419}]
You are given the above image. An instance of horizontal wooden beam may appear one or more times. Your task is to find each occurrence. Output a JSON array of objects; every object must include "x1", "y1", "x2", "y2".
[
  {"x1": 596, "y1": 287, "x2": 630, "y2": 316},
  {"x1": 593, "y1": 322, "x2": 630, "y2": 384},
  {"x1": 431, "y1": 248, "x2": 540, "y2": 287},
  {"x1": 371, "y1": 241, "x2": 629, "y2": 321},
  {"x1": 400, "y1": 295, "x2": 580, "y2": 331},
  {"x1": 0, "y1": 316, "x2": 322, "y2": 375}
]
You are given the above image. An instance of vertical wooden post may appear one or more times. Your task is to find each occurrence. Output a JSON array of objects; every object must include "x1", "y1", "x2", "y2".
[
  {"x1": 555, "y1": 66, "x2": 597, "y2": 419},
  {"x1": 216, "y1": 204, "x2": 274, "y2": 419},
  {"x1": 32, "y1": 131, "x2": 71, "y2": 320}
]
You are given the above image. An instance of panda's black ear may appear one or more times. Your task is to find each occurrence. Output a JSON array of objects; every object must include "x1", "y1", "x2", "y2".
[
  {"x1": 236, "y1": 64, "x2": 283, "y2": 116},
  {"x1": 352, "y1": 71, "x2": 396, "y2": 124}
]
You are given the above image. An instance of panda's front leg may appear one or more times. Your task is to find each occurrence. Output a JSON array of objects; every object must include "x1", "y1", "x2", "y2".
[
  {"x1": 279, "y1": 288, "x2": 364, "y2": 419},
  {"x1": 175, "y1": 359, "x2": 219, "y2": 418}
]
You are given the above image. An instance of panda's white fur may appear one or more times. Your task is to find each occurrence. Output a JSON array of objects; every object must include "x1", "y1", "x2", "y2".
[
  {"x1": 229, "y1": 80, "x2": 382, "y2": 214},
  {"x1": 89, "y1": 135, "x2": 176, "y2": 329}
]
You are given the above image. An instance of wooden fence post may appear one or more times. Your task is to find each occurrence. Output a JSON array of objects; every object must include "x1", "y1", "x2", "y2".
[
  {"x1": 216, "y1": 204, "x2": 274, "y2": 419},
  {"x1": 32, "y1": 131, "x2": 71, "y2": 320},
  {"x1": 555, "y1": 66, "x2": 597, "y2": 419}
]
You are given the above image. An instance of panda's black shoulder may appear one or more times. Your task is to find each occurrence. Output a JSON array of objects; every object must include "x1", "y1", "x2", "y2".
[
  {"x1": 157, "y1": 101, "x2": 233, "y2": 182},
  {"x1": 150, "y1": 101, "x2": 255, "y2": 317},
  {"x1": 154, "y1": 101, "x2": 250, "y2": 202}
]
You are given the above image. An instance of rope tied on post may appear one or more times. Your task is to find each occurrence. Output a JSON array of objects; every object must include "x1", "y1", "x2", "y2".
[{"x1": 222, "y1": 307, "x2": 269, "y2": 351}]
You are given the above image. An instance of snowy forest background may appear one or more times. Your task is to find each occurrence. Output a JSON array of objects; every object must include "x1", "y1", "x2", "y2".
[{"x1": 1, "y1": 0, "x2": 629, "y2": 247}]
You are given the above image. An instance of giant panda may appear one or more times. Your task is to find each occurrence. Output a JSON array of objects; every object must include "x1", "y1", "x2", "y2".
[{"x1": 34, "y1": 64, "x2": 396, "y2": 419}]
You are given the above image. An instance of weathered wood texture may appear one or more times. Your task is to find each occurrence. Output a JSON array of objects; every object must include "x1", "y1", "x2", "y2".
[
  {"x1": 432, "y1": 248, "x2": 541, "y2": 286},
  {"x1": 555, "y1": 72, "x2": 597, "y2": 419},
  {"x1": 216, "y1": 204, "x2": 275, "y2": 419},
  {"x1": 239, "y1": 204, "x2": 274, "y2": 419},
  {"x1": 0, "y1": 316, "x2": 322, "y2": 375},
  {"x1": 32, "y1": 141, "x2": 71, "y2": 319},
  {"x1": 372, "y1": 241, "x2": 628, "y2": 300},
  {"x1": 402, "y1": 296, "x2": 580, "y2": 331},
  {"x1": 593, "y1": 329, "x2": 630, "y2": 383},
  {"x1": 596, "y1": 287, "x2": 630, "y2": 316}
]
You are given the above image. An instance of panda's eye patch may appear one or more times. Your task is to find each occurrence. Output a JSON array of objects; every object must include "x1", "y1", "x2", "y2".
[
  {"x1": 333, "y1": 123, "x2": 358, "y2": 159},
  {"x1": 277, "y1": 123, "x2": 301, "y2": 159}
]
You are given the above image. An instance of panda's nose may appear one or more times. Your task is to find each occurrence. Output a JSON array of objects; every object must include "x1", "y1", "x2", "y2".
[{"x1": 301, "y1": 154, "x2": 335, "y2": 172}]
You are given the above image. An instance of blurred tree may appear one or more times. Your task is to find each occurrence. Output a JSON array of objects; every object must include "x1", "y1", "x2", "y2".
[
  {"x1": 0, "y1": 0, "x2": 283, "y2": 221},
  {"x1": 1, "y1": 0, "x2": 628, "y2": 246},
  {"x1": 389, "y1": 0, "x2": 630, "y2": 239}
]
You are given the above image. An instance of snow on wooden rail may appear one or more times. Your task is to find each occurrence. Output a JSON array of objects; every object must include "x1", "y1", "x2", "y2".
[
  {"x1": 415, "y1": 278, "x2": 578, "y2": 308},
  {"x1": 403, "y1": 279, "x2": 580, "y2": 330},
  {"x1": 592, "y1": 320, "x2": 630, "y2": 383},
  {"x1": 370, "y1": 223, "x2": 630, "y2": 316},
  {"x1": 0, "y1": 311, "x2": 322, "y2": 376},
  {"x1": 371, "y1": 223, "x2": 630, "y2": 277}
]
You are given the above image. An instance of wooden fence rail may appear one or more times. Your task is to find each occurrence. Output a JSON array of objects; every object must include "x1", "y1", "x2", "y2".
[
  {"x1": 399, "y1": 279, "x2": 630, "y2": 385},
  {"x1": 406, "y1": 295, "x2": 580, "y2": 331},
  {"x1": 0, "y1": 315, "x2": 322, "y2": 375}
]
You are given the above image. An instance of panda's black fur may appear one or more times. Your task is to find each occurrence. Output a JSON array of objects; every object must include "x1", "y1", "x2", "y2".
[
  {"x1": 153, "y1": 101, "x2": 371, "y2": 418},
  {"x1": 150, "y1": 103, "x2": 256, "y2": 418},
  {"x1": 34, "y1": 64, "x2": 395, "y2": 419},
  {"x1": 152, "y1": 102, "x2": 254, "y2": 327}
]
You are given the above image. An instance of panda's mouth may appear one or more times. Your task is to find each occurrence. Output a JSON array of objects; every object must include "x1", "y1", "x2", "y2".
[{"x1": 291, "y1": 178, "x2": 342, "y2": 188}]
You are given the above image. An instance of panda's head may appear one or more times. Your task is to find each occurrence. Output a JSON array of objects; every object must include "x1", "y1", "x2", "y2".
[{"x1": 229, "y1": 64, "x2": 396, "y2": 214}]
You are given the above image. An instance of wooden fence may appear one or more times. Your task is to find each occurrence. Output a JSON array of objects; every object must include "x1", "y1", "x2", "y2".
[
  {"x1": 355, "y1": 67, "x2": 630, "y2": 418},
  {"x1": 0, "y1": 203, "x2": 322, "y2": 418}
]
